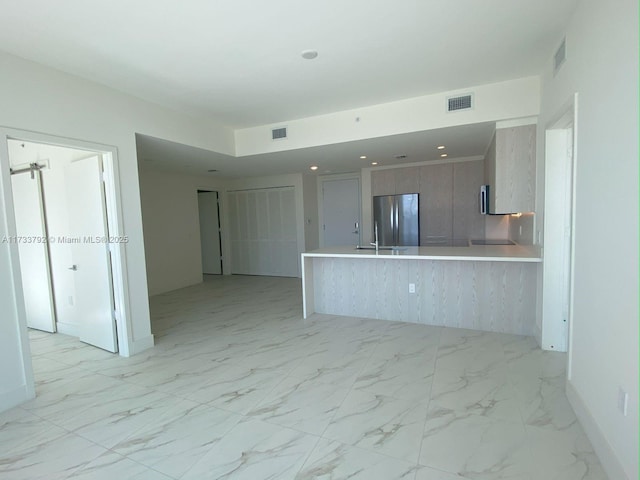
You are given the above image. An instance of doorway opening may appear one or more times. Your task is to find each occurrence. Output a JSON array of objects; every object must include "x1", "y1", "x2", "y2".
[
  {"x1": 1, "y1": 130, "x2": 131, "y2": 358},
  {"x1": 197, "y1": 190, "x2": 223, "y2": 276}
]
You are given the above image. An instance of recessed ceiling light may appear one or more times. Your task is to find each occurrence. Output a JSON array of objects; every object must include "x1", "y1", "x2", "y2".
[
  {"x1": 440, "y1": 153, "x2": 448, "y2": 158},
  {"x1": 360, "y1": 155, "x2": 367, "y2": 159},
  {"x1": 310, "y1": 165, "x2": 319, "y2": 171},
  {"x1": 301, "y1": 50, "x2": 318, "y2": 60},
  {"x1": 437, "y1": 145, "x2": 446, "y2": 150},
  {"x1": 371, "y1": 162, "x2": 378, "y2": 166}
]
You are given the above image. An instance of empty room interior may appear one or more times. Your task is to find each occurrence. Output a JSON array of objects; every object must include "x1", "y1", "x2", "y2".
[{"x1": 0, "y1": 1, "x2": 637, "y2": 479}]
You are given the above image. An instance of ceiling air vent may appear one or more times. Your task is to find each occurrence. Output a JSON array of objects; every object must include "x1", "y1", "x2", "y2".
[
  {"x1": 271, "y1": 126, "x2": 287, "y2": 140},
  {"x1": 554, "y1": 38, "x2": 566, "y2": 75},
  {"x1": 447, "y1": 94, "x2": 473, "y2": 112}
]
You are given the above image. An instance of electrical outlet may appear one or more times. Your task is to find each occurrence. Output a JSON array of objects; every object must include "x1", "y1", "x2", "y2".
[
  {"x1": 519, "y1": 225, "x2": 523, "y2": 236},
  {"x1": 618, "y1": 387, "x2": 629, "y2": 416},
  {"x1": 408, "y1": 283, "x2": 416, "y2": 294}
]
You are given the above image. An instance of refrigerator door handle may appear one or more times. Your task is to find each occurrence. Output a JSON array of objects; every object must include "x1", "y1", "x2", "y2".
[{"x1": 394, "y1": 199, "x2": 399, "y2": 246}]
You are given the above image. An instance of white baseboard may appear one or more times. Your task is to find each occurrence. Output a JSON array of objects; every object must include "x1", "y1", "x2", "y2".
[
  {"x1": 56, "y1": 321, "x2": 79, "y2": 337},
  {"x1": 57, "y1": 323, "x2": 153, "y2": 359},
  {"x1": 533, "y1": 323, "x2": 542, "y2": 348},
  {"x1": 125, "y1": 334, "x2": 155, "y2": 357},
  {"x1": 566, "y1": 380, "x2": 629, "y2": 480},
  {"x1": 0, "y1": 384, "x2": 35, "y2": 413}
]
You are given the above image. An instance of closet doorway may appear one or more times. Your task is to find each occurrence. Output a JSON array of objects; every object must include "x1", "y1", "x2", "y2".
[{"x1": 197, "y1": 190, "x2": 223, "y2": 275}]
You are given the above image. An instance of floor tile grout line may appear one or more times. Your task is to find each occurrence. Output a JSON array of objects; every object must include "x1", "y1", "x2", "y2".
[
  {"x1": 291, "y1": 430, "x2": 324, "y2": 478},
  {"x1": 313, "y1": 322, "x2": 386, "y2": 441},
  {"x1": 10, "y1": 276, "x2": 605, "y2": 480},
  {"x1": 307, "y1": 321, "x2": 437, "y2": 470}
]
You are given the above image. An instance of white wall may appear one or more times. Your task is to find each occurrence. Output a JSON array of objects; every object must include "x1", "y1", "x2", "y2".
[
  {"x1": 139, "y1": 169, "x2": 227, "y2": 296},
  {"x1": 0, "y1": 51, "x2": 235, "y2": 412},
  {"x1": 538, "y1": 1, "x2": 638, "y2": 478},
  {"x1": 0, "y1": 140, "x2": 35, "y2": 410},
  {"x1": 235, "y1": 76, "x2": 540, "y2": 156},
  {"x1": 140, "y1": 169, "x2": 308, "y2": 293}
]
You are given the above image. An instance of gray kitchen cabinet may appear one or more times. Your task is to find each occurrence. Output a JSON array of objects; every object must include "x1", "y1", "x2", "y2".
[
  {"x1": 484, "y1": 124, "x2": 536, "y2": 214},
  {"x1": 371, "y1": 169, "x2": 396, "y2": 196},
  {"x1": 453, "y1": 161, "x2": 485, "y2": 239},
  {"x1": 395, "y1": 166, "x2": 420, "y2": 195},
  {"x1": 370, "y1": 159, "x2": 485, "y2": 245},
  {"x1": 419, "y1": 163, "x2": 453, "y2": 243}
]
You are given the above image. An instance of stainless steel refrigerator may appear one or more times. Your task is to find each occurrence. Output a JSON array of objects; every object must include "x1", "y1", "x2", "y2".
[{"x1": 373, "y1": 193, "x2": 419, "y2": 246}]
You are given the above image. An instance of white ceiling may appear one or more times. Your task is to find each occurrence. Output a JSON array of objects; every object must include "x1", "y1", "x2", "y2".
[
  {"x1": 136, "y1": 122, "x2": 496, "y2": 177},
  {"x1": 7, "y1": 139, "x2": 98, "y2": 168},
  {"x1": 2, "y1": 1, "x2": 577, "y2": 177},
  {"x1": 0, "y1": 0, "x2": 578, "y2": 129}
]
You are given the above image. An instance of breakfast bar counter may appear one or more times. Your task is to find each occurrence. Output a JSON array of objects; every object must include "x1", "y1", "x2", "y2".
[
  {"x1": 303, "y1": 244, "x2": 542, "y2": 262},
  {"x1": 301, "y1": 244, "x2": 542, "y2": 335}
]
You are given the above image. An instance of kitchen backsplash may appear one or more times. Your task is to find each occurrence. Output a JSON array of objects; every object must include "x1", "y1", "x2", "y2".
[
  {"x1": 485, "y1": 214, "x2": 510, "y2": 239},
  {"x1": 508, "y1": 212, "x2": 535, "y2": 245}
]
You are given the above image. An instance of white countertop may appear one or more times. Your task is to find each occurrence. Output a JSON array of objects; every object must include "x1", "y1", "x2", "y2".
[{"x1": 302, "y1": 244, "x2": 542, "y2": 262}]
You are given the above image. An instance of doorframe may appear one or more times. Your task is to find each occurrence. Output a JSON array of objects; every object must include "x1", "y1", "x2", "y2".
[
  {"x1": 317, "y1": 173, "x2": 362, "y2": 248},
  {"x1": 540, "y1": 93, "x2": 578, "y2": 372},
  {"x1": 0, "y1": 128, "x2": 133, "y2": 356},
  {"x1": 197, "y1": 189, "x2": 223, "y2": 275}
]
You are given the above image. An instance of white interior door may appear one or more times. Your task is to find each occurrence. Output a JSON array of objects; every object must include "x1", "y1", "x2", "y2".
[
  {"x1": 198, "y1": 191, "x2": 222, "y2": 274},
  {"x1": 542, "y1": 125, "x2": 574, "y2": 352},
  {"x1": 64, "y1": 155, "x2": 117, "y2": 352},
  {"x1": 10, "y1": 169, "x2": 56, "y2": 332},
  {"x1": 322, "y1": 178, "x2": 361, "y2": 247}
]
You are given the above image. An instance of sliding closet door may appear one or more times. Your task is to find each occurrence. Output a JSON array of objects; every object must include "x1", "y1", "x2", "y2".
[
  {"x1": 11, "y1": 170, "x2": 56, "y2": 332},
  {"x1": 228, "y1": 186, "x2": 298, "y2": 277}
]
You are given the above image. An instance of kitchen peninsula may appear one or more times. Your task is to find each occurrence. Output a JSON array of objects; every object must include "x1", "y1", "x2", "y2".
[{"x1": 301, "y1": 244, "x2": 541, "y2": 336}]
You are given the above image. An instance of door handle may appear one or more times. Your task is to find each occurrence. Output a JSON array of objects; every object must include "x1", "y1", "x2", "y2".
[{"x1": 68, "y1": 265, "x2": 78, "y2": 271}]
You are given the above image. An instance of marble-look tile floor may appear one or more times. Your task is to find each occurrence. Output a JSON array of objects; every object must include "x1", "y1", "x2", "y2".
[{"x1": 1, "y1": 275, "x2": 608, "y2": 480}]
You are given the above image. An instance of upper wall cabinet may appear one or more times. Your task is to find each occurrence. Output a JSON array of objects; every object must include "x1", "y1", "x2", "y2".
[{"x1": 484, "y1": 124, "x2": 536, "y2": 214}]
